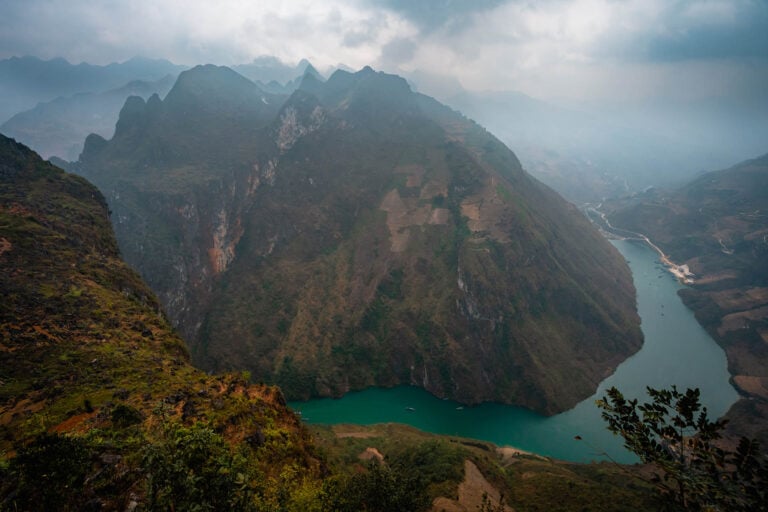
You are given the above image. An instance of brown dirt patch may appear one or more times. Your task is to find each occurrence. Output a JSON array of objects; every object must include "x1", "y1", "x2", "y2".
[
  {"x1": 51, "y1": 411, "x2": 99, "y2": 433},
  {"x1": 333, "y1": 426, "x2": 377, "y2": 439},
  {"x1": 432, "y1": 460, "x2": 511, "y2": 512},
  {"x1": 395, "y1": 164, "x2": 426, "y2": 188},
  {"x1": 429, "y1": 208, "x2": 450, "y2": 225},
  {"x1": 695, "y1": 270, "x2": 739, "y2": 285},
  {"x1": 718, "y1": 305, "x2": 768, "y2": 336},
  {"x1": 380, "y1": 188, "x2": 433, "y2": 252},
  {"x1": 733, "y1": 376, "x2": 768, "y2": 399},
  {"x1": 497, "y1": 445, "x2": 537, "y2": 463},
  {"x1": 359, "y1": 447, "x2": 384, "y2": 462},
  {"x1": 420, "y1": 180, "x2": 447, "y2": 200},
  {"x1": 0, "y1": 237, "x2": 11, "y2": 256},
  {"x1": 711, "y1": 287, "x2": 768, "y2": 311}
]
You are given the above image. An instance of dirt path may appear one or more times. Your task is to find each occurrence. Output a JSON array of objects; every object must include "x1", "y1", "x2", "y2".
[{"x1": 432, "y1": 460, "x2": 511, "y2": 512}]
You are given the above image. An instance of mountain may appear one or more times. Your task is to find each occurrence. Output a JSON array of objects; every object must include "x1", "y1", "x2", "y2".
[
  {"x1": 232, "y1": 56, "x2": 315, "y2": 87},
  {"x1": 600, "y1": 154, "x2": 768, "y2": 444},
  {"x1": 0, "y1": 134, "x2": 325, "y2": 508},
  {"x1": 76, "y1": 64, "x2": 642, "y2": 415},
  {"x1": 0, "y1": 56, "x2": 186, "y2": 123},
  {"x1": 0, "y1": 76, "x2": 176, "y2": 161}
]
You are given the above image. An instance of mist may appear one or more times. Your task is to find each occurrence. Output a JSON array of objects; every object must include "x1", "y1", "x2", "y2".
[{"x1": 1, "y1": 0, "x2": 766, "y2": 201}]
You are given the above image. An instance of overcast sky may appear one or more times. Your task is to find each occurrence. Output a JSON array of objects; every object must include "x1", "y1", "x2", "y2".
[{"x1": 1, "y1": 0, "x2": 767, "y2": 105}]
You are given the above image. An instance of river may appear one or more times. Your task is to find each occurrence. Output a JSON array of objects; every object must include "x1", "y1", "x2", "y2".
[{"x1": 289, "y1": 239, "x2": 739, "y2": 463}]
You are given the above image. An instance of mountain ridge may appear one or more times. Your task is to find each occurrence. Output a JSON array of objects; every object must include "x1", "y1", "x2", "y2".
[{"x1": 77, "y1": 64, "x2": 643, "y2": 414}]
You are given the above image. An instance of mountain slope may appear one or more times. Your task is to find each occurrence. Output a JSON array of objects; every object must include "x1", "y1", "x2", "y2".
[
  {"x1": 77, "y1": 65, "x2": 642, "y2": 414},
  {"x1": 0, "y1": 134, "x2": 323, "y2": 508},
  {"x1": 601, "y1": 153, "x2": 768, "y2": 443}
]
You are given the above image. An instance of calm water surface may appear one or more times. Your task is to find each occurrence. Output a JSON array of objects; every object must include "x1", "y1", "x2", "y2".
[{"x1": 290, "y1": 240, "x2": 739, "y2": 463}]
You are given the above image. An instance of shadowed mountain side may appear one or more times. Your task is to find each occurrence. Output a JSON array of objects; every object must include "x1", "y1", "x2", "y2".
[{"x1": 76, "y1": 64, "x2": 642, "y2": 415}]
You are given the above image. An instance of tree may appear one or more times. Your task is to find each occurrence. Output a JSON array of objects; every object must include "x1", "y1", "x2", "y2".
[
  {"x1": 597, "y1": 386, "x2": 768, "y2": 511},
  {"x1": 321, "y1": 460, "x2": 430, "y2": 512}
]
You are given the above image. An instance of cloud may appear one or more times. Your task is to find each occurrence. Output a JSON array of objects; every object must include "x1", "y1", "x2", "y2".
[
  {"x1": 642, "y1": 1, "x2": 768, "y2": 61},
  {"x1": 0, "y1": 0, "x2": 416, "y2": 70},
  {"x1": 0, "y1": 0, "x2": 766, "y2": 104}
]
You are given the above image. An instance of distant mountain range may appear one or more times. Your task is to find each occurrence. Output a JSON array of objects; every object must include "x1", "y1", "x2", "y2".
[
  {"x1": 0, "y1": 56, "x2": 329, "y2": 161},
  {"x1": 74, "y1": 64, "x2": 642, "y2": 414},
  {"x1": 3, "y1": 54, "x2": 765, "y2": 209},
  {"x1": 1, "y1": 75, "x2": 175, "y2": 161},
  {"x1": 601, "y1": 153, "x2": 768, "y2": 444},
  {"x1": 233, "y1": 56, "x2": 324, "y2": 94},
  {"x1": 0, "y1": 56, "x2": 187, "y2": 124}
]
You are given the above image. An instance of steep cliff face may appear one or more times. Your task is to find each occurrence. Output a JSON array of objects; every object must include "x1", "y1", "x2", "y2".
[
  {"x1": 0, "y1": 135, "x2": 322, "y2": 507},
  {"x1": 77, "y1": 65, "x2": 642, "y2": 414}
]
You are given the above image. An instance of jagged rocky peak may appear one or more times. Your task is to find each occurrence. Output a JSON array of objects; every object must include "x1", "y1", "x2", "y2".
[
  {"x1": 167, "y1": 64, "x2": 259, "y2": 95},
  {"x1": 80, "y1": 132, "x2": 108, "y2": 160},
  {"x1": 162, "y1": 64, "x2": 269, "y2": 115},
  {"x1": 113, "y1": 95, "x2": 148, "y2": 137}
]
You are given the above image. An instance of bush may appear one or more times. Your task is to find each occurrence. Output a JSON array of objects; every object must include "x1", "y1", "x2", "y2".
[
  {"x1": 2, "y1": 433, "x2": 93, "y2": 511},
  {"x1": 598, "y1": 386, "x2": 768, "y2": 511},
  {"x1": 321, "y1": 460, "x2": 430, "y2": 512},
  {"x1": 142, "y1": 424, "x2": 256, "y2": 511}
]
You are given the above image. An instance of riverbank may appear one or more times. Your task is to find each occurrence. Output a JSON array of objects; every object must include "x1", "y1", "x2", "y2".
[
  {"x1": 586, "y1": 204, "x2": 695, "y2": 284},
  {"x1": 291, "y1": 240, "x2": 737, "y2": 463}
]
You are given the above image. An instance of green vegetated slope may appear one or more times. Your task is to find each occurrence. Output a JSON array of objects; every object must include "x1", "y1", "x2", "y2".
[
  {"x1": 314, "y1": 423, "x2": 657, "y2": 512},
  {"x1": 0, "y1": 135, "x2": 324, "y2": 509},
  {"x1": 77, "y1": 65, "x2": 642, "y2": 414},
  {"x1": 603, "y1": 154, "x2": 768, "y2": 444}
]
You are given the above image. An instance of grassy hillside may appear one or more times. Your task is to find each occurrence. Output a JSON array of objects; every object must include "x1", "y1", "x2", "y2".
[{"x1": 0, "y1": 135, "x2": 323, "y2": 509}]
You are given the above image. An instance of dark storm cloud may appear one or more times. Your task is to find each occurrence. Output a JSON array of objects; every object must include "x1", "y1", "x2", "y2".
[
  {"x1": 646, "y1": 3, "x2": 768, "y2": 61},
  {"x1": 365, "y1": 0, "x2": 507, "y2": 32},
  {"x1": 601, "y1": 0, "x2": 768, "y2": 62}
]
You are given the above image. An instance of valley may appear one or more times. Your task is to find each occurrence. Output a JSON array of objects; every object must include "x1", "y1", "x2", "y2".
[
  {"x1": 0, "y1": 134, "x2": 663, "y2": 511},
  {"x1": 292, "y1": 239, "x2": 738, "y2": 463},
  {"x1": 599, "y1": 154, "x2": 768, "y2": 446},
  {"x1": 1, "y1": 5, "x2": 767, "y2": 504}
]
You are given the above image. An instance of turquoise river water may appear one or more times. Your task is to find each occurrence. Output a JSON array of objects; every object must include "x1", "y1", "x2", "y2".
[{"x1": 289, "y1": 240, "x2": 739, "y2": 463}]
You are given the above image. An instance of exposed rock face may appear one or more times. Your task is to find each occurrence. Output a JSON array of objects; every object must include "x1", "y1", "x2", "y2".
[{"x1": 77, "y1": 65, "x2": 642, "y2": 414}]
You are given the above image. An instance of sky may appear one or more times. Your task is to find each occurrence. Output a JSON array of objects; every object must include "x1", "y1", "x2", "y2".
[{"x1": 1, "y1": 0, "x2": 767, "y2": 105}]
